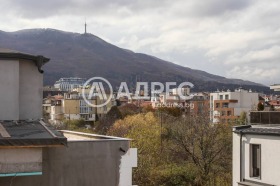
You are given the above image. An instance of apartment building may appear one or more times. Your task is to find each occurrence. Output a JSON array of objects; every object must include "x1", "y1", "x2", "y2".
[
  {"x1": 270, "y1": 84, "x2": 280, "y2": 92},
  {"x1": 0, "y1": 48, "x2": 137, "y2": 186},
  {"x1": 232, "y1": 111, "x2": 280, "y2": 186},
  {"x1": 54, "y1": 77, "x2": 86, "y2": 91},
  {"x1": 48, "y1": 88, "x2": 116, "y2": 124},
  {"x1": 186, "y1": 92, "x2": 210, "y2": 115},
  {"x1": 151, "y1": 87, "x2": 191, "y2": 108},
  {"x1": 210, "y1": 88, "x2": 259, "y2": 124}
]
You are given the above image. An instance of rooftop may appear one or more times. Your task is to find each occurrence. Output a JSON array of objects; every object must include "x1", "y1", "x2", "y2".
[
  {"x1": 0, "y1": 120, "x2": 67, "y2": 147},
  {"x1": 233, "y1": 125, "x2": 280, "y2": 136},
  {"x1": 0, "y1": 48, "x2": 49, "y2": 73},
  {"x1": 60, "y1": 130, "x2": 131, "y2": 142}
]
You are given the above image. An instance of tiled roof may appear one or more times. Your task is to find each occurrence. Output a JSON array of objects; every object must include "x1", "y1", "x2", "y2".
[{"x1": 0, "y1": 120, "x2": 67, "y2": 147}]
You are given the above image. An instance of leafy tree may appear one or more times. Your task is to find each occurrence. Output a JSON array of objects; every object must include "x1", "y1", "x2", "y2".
[
  {"x1": 108, "y1": 112, "x2": 165, "y2": 185},
  {"x1": 141, "y1": 105, "x2": 155, "y2": 113},
  {"x1": 108, "y1": 111, "x2": 232, "y2": 186},
  {"x1": 237, "y1": 111, "x2": 248, "y2": 125},
  {"x1": 157, "y1": 107, "x2": 182, "y2": 117},
  {"x1": 257, "y1": 102, "x2": 264, "y2": 111},
  {"x1": 150, "y1": 164, "x2": 197, "y2": 186},
  {"x1": 94, "y1": 106, "x2": 122, "y2": 134},
  {"x1": 118, "y1": 103, "x2": 140, "y2": 118},
  {"x1": 63, "y1": 119, "x2": 86, "y2": 130}
]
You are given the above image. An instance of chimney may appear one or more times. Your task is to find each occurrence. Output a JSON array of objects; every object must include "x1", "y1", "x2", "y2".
[{"x1": 0, "y1": 48, "x2": 49, "y2": 120}]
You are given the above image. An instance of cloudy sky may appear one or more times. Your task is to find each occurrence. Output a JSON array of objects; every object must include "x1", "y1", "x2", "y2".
[{"x1": 1, "y1": 0, "x2": 279, "y2": 86}]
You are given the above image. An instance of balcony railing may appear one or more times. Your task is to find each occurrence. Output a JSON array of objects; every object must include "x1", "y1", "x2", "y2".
[{"x1": 250, "y1": 111, "x2": 280, "y2": 124}]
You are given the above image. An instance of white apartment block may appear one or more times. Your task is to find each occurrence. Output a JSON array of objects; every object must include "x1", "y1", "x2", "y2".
[
  {"x1": 54, "y1": 77, "x2": 86, "y2": 91},
  {"x1": 233, "y1": 124, "x2": 280, "y2": 186},
  {"x1": 151, "y1": 87, "x2": 190, "y2": 108},
  {"x1": 210, "y1": 88, "x2": 259, "y2": 123},
  {"x1": 270, "y1": 84, "x2": 280, "y2": 92}
]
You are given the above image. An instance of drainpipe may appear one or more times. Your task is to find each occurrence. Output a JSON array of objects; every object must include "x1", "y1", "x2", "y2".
[{"x1": 240, "y1": 131, "x2": 243, "y2": 182}]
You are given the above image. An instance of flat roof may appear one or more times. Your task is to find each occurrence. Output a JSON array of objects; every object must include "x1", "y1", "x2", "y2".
[
  {"x1": 0, "y1": 120, "x2": 67, "y2": 147},
  {"x1": 0, "y1": 48, "x2": 50, "y2": 73},
  {"x1": 60, "y1": 130, "x2": 131, "y2": 142},
  {"x1": 233, "y1": 125, "x2": 280, "y2": 136}
]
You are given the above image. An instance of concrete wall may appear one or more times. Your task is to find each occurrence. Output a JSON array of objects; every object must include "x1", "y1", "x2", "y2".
[
  {"x1": 233, "y1": 133, "x2": 280, "y2": 186},
  {"x1": 19, "y1": 60, "x2": 43, "y2": 120},
  {"x1": 0, "y1": 148, "x2": 42, "y2": 174},
  {"x1": 63, "y1": 99, "x2": 80, "y2": 114},
  {"x1": 0, "y1": 59, "x2": 43, "y2": 120},
  {"x1": 0, "y1": 140, "x2": 133, "y2": 186},
  {"x1": 0, "y1": 60, "x2": 19, "y2": 120}
]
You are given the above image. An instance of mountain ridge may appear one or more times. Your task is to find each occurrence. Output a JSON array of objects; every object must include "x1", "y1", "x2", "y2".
[{"x1": 0, "y1": 28, "x2": 268, "y2": 92}]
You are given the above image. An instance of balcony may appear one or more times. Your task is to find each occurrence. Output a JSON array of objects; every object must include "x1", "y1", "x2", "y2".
[
  {"x1": 250, "y1": 111, "x2": 280, "y2": 124},
  {"x1": 215, "y1": 99, "x2": 238, "y2": 103}
]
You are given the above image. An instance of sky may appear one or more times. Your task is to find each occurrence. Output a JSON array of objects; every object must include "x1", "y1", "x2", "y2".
[{"x1": 1, "y1": 0, "x2": 279, "y2": 86}]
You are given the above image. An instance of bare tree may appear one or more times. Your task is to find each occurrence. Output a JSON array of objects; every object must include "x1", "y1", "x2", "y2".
[{"x1": 163, "y1": 112, "x2": 232, "y2": 185}]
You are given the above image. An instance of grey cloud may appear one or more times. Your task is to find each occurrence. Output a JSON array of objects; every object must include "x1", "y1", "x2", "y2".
[
  {"x1": 0, "y1": 0, "x2": 260, "y2": 20},
  {"x1": 189, "y1": 0, "x2": 255, "y2": 17},
  {"x1": 5, "y1": 0, "x2": 171, "y2": 19},
  {"x1": 1, "y1": 0, "x2": 280, "y2": 85},
  {"x1": 7, "y1": 0, "x2": 72, "y2": 18}
]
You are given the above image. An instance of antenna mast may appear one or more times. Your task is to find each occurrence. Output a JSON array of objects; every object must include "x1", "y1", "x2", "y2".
[{"x1": 84, "y1": 19, "x2": 87, "y2": 34}]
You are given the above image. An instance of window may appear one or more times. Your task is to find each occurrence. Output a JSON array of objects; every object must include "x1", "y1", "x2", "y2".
[
  {"x1": 219, "y1": 95, "x2": 223, "y2": 100},
  {"x1": 215, "y1": 103, "x2": 220, "y2": 108},
  {"x1": 250, "y1": 144, "x2": 261, "y2": 178},
  {"x1": 225, "y1": 94, "x2": 229, "y2": 100},
  {"x1": 227, "y1": 111, "x2": 231, "y2": 116},
  {"x1": 222, "y1": 103, "x2": 229, "y2": 108}
]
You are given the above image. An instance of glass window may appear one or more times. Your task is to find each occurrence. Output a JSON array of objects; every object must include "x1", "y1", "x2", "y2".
[
  {"x1": 216, "y1": 103, "x2": 220, "y2": 108},
  {"x1": 227, "y1": 111, "x2": 231, "y2": 116},
  {"x1": 222, "y1": 103, "x2": 229, "y2": 108},
  {"x1": 250, "y1": 144, "x2": 261, "y2": 178}
]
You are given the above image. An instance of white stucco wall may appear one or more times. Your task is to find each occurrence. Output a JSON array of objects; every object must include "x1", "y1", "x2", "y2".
[
  {"x1": 0, "y1": 60, "x2": 19, "y2": 120},
  {"x1": 233, "y1": 132, "x2": 280, "y2": 186},
  {"x1": 232, "y1": 132, "x2": 241, "y2": 186},
  {"x1": 119, "y1": 148, "x2": 137, "y2": 186}
]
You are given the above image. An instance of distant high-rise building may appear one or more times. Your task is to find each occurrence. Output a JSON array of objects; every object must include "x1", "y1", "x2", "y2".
[{"x1": 54, "y1": 77, "x2": 86, "y2": 91}]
